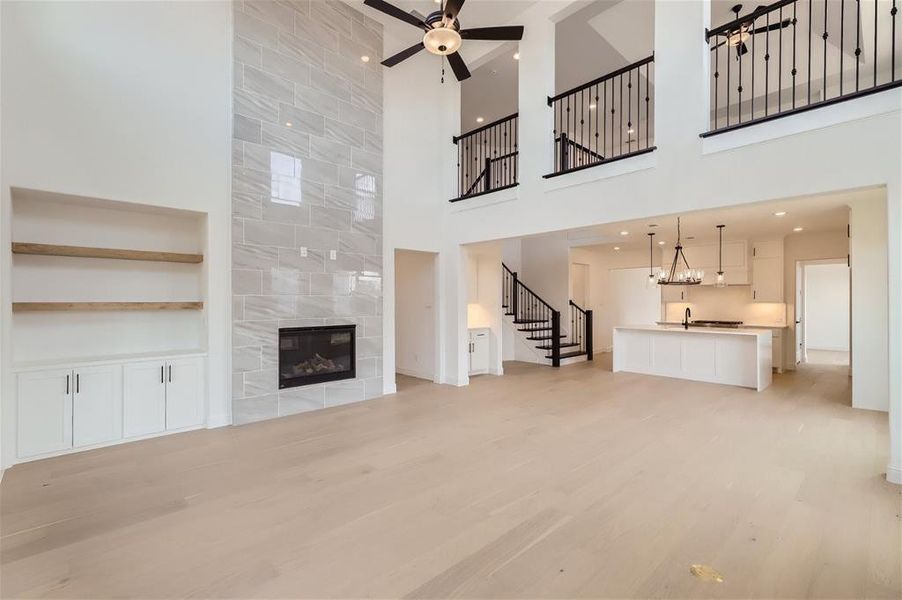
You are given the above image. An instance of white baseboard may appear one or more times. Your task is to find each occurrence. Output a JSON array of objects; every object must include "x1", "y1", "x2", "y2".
[
  {"x1": 887, "y1": 463, "x2": 902, "y2": 485},
  {"x1": 383, "y1": 382, "x2": 397, "y2": 395},
  {"x1": 396, "y1": 367, "x2": 435, "y2": 381},
  {"x1": 206, "y1": 413, "x2": 232, "y2": 428}
]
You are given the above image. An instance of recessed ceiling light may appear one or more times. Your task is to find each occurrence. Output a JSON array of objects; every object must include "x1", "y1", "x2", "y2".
[
  {"x1": 361, "y1": 55, "x2": 370, "y2": 63},
  {"x1": 774, "y1": 211, "x2": 787, "y2": 216},
  {"x1": 614, "y1": 246, "x2": 621, "y2": 251},
  {"x1": 476, "y1": 117, "x2": 484, "y2": 123},
  {"x1": 513, "y1": 52, "x2": 520, "y2": 60},
  {"x1": 285, "y1": 122, "x2": 293, "y2": 127},
  {"x1": 589, "y1": 103, "x2": 596, "y2": 110},
  {"x1": 658, "y1": 240, "x2": 666, "y2": 245},
  {"x1": 793, "y1": 226, "x2": 804, "y2": 232},
  {"x1": 619, "y1": 231, "x2": 629, "y2": 236}
]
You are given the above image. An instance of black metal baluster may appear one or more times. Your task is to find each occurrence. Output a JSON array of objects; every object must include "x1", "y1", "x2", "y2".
[
  {"x1": 619, "y1": 74, "x2": 623, "y2": 156},
  {"x1": 856, "y1": 0, "x2": 861, "y2": 91},
  {"x1": 646, "y1": 62, "x2": 651, "y2": 148},
  {"x1": 765, "y1": 11, "x2": 771, "y2": 116},
  {"x1": 628, "y1": 69, "x2": 633, "y2": 149},
  {"x1": 792, "y1": 1, "x2": 798, "y2": 108},
  {"x1": 821, "y1": 2, "x2": 830, "y2": 102},
  {"x1": 594, "y1": 84, "x2": 600, "y2": 159},
  {"x1": 580, "y1": 89, "x2": 585, "y2": 164},
  {"x1": 893, "y1": 0, "x2": 898, "y2": 81},
  {"x1": 752, "y1": 16, "x2": 757, "y2": 119}
]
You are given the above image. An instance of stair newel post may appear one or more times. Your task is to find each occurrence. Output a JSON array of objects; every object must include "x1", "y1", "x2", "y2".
[
  {"x1": 560, "y1": 132, "x2": 569, "y2": 172},
  {"x1": 512, "y1": 271, "x2": 519, "y2": 321},
  {"x1": 585, "y1": 309, "x2": 594, "y2": 360},
  {"x1": 551, "y1": 310, "x2": 561, "y2": 367}
]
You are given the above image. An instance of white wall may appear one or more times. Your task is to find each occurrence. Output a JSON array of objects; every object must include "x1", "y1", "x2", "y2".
[
  {"x1": 381, "y1": 0, "x2": 902, "y2": 482},
  {"x1": 520, "y1": 233, "x2": 570, "y2": 314},
  {"x1": 805, "y1": 263, "x2": 851, "y2": 352},
  {"x1": 0, "y1": 0, "x2": 232, "y2": 469},
  {"x1": 466, "y1": 243, "x2": 503, "y2": 375},
  {"x1": 394, "y1": 250, "x2": 437, "y2": 381}
]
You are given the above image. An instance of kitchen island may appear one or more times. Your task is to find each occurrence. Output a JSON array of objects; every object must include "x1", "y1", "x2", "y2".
[{"x1": 613, "y1": 325, "x2": 773, "y2": 391}]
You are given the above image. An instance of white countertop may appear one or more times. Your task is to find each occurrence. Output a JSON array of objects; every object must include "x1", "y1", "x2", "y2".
[
  {"x1": 657, "y1": 321, "x2": 787, "y2": 329},
  {"x1": 615, "y1": 324, "x2": 771, "y2": 337},
  {"x1": 14, "y1": 348, "x2": 208, "y2": 371}
]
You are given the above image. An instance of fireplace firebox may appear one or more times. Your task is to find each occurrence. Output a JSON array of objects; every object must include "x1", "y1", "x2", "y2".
[{"x1": 279, "y1": 325, "x2": 356, "y2": 389}]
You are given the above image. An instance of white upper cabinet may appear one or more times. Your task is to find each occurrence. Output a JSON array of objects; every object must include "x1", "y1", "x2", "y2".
[
  {"x1": 165, "y1": 357, "x2": 205, "y2": 430},
  {"x1": 661, "y1": 240, "x2": 749, "y2": 289},
  {"x1": 751, "y1": 240, "x2": 784, "y2": 302},
  {"x1": 123, "y1": 360, "x2": 167, "y2": 438},
  {"x1": 17, "y1": 368, "x2": 73, "y2": 458},
  {"x1": 73, "y1": 365, "x2": 123, "y2": 447}
]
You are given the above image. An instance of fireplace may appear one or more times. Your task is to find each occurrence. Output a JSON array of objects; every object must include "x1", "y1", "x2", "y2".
[{"x1": 279, "y1": 325, "x2": 356, "y2": 389}]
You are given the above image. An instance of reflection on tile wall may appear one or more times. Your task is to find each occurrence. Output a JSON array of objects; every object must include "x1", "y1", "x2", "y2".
[{"x1": 232, "y1": 0, "x2": 383, "y2": 424}]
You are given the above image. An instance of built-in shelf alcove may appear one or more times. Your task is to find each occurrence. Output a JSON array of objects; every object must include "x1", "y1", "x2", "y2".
[{"x1": 10, "y1": 188, "x2": 208, "y2": 365}]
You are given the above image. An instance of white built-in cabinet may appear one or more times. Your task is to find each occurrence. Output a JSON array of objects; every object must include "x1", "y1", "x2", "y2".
[
  {"x1": 751, "y1": 240, "x2": 784, "y2": 302},
  {"x1": 16, "y1": 353, "x2": 205, "y2": 460},
  {"x1": 468, "y1": 328, "x2": 490, "y2": 375},
  {"x1": 661, "y1": 285, "x2": 688, "y2": 302}
]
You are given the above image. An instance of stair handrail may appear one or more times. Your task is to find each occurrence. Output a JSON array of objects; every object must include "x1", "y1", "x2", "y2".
[{"x1": 568, "y1": 299, "x2": 594, "y2": 361}]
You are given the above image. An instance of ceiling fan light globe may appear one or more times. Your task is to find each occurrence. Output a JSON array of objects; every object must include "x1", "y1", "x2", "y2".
[
  {"x1": 424, "y1": 27, "x2": 462, "y2": 55},
  {"x1": 728, "y1": 30, "x2": 750, "y2": 47}
]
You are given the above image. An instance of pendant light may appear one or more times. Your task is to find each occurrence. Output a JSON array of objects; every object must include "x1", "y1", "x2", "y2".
[
  {"x1": 715, "y1": 224, "x2": 727, "y2": 288},
  {"x1": 657, "y1": 217, "x2": 704, "y2": 285},
  {"x1": 646, "y1": 232, "x2": 657, "y2": 288}
]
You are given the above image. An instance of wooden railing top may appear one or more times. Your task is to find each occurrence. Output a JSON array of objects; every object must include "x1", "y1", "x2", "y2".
[
  {"x1": 547, "y1": 54, "x2": 655, "y2": 106},
  {"x1": 453, "y1": 112, "x2": 518, "y2": 144}
]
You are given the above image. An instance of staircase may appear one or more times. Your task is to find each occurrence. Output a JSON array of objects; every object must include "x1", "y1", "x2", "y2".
[{"x1": 502, "y1": 263, "x2": 593, "y2": 367}]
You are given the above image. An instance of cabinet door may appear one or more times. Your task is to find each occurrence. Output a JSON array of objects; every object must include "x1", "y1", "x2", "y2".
[
  {"x1": 752, "y1": 257, "x2": 783, "y2": 302},
  {"x1": 17, "y1": 369, "x2": 73, "y2": 458},
  {"x1": 661, "y1": 285, "x2": 687, "y2": 302},
  {"x1": 772, "y1": 329, "x2": 783, "y2": 372},
  {"x1": 469, "y1": 331, "x2": 490, "y2": 375},
  {"x1": 165, "y1": 357, "x2": 205, "y2": 430},
  {"x1": 753, "y1": 240, "x2": 783, "y2": 259},
  {"x1": 123, "y1": 361, "x2": 166, "y2": 438},
  {"x1": 73, "y1": 365, "x2": 123, "y2": 447}
]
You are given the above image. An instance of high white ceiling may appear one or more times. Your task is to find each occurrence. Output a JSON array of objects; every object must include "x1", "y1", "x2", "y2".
[{"x1": 562, "y1": 188, "x2": 875, "y2": 251}]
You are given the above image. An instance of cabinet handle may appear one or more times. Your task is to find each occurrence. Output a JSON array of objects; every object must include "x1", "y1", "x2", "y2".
[
  {"x1": 161, "y1": 365, "x2": 164, "y2": 384},
  {"x1": 66, "y1": 374, "x2": 70, "y2": 394},
  {"x1": 76, "y1": 373, "x2": 79, "y2": 394},
  {"x1": 168, "y1": 365, "x2": 172, "y2": 383},
  {"x1": 753, "y1": 290, "x2": 757, "y2": 300}
]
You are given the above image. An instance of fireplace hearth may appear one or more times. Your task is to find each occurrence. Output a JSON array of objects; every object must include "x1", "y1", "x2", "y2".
[{"x1": 279, "y1": 325, "x2": 356, "y2": 388}]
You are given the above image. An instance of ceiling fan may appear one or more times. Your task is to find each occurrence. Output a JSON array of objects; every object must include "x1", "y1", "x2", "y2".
[
  {"x1": 363, "y1": 0, "x2": 525, "y2": 81},
  {"x1": 710, "y1": 3, "x2": 791, "y2": 58}
]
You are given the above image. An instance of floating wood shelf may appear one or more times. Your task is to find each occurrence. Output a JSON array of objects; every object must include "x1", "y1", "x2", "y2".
[
  {"x1": 12, "y1": 302, "x2": 204, "y2": 312},
  {"x1": 12, "y1": 243, "x2": 203, "y2": 264}
]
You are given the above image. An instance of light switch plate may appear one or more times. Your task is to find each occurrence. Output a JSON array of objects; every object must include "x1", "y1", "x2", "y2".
[
  {"x1": 329, "y1": 250, "x2": 337, "y2": 260},
  {"x1": 300, "y1": 247, "x2": 307, "y2": 257}
]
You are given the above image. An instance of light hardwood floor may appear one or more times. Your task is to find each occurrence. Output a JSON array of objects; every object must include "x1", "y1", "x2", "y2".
[{"x1": 2, "y1": 357, "x2": 900, "y2": 598}]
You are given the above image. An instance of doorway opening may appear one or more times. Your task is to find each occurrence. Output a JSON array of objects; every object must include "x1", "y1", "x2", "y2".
[
  {"x1": 394, "y1": 250, "x2": 439, "y2": 387},
  {"x1": 796, "y1": 259, "x2": 851, "y2": 367}
]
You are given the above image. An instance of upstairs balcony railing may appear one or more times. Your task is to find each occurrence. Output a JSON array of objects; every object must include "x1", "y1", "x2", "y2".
[
  {"x1": 704, "y1": 0, "x2": 902, "y2": 135},
  {"x1": 451, "y1": 113, "x2": 518, "y2": 202},
  {"x1": 545, "y1": 54, "x2": 656, "y2": 178}
]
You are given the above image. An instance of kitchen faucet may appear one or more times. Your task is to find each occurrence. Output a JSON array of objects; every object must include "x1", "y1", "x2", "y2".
[{"x1": 683, "y1": 307, "x2": 691, "y2": 330}]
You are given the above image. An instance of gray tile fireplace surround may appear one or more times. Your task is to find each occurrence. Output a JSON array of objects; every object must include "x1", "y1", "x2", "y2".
[{"x1": 231, "y1": 0, "x2": 383, "y2": 424}]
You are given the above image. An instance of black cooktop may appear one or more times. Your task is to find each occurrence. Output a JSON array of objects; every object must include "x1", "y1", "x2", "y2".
[{"x1": 690, "y1": 320, "x2": 744, "y2": 328}]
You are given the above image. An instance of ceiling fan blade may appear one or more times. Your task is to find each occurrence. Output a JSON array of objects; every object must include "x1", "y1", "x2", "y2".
[
  {"x1": 382, "y1": 42, "x2": 425, "y2": 67},
  {"x1": 363, "y1": 0, "x2": 426, "y2": 29},
  {"x1": 750, "y1": 18, "x2": 791, "y2": 35},
  {"x1": 447, "y1": 51, "x2": 471, "y2": 81},
  {"x1": 443, "y1": 0, "x2": 465, "y2": 21},
  {"x1": 460, "y1": 26, "x2": 525, "y2": 41}
]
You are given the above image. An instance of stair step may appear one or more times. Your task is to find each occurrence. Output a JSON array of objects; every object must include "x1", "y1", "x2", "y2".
[
  {"x1": 527, "y1": 334, "x2": 567, "y2": 341},
  {"x1": 504, "y1": 312, "x2": 515, "y2": 316},
  {"x1": 535, "y1": 342, "x2": 580, "y2": 350},
  {"x1": 545, "y1": 350, "x2": 588, "y2": 360},
  {"x1": 519, "y1": 326, "x2": 552, "y2": 332},
  {"x1": 513, "y1": 319, "x2": 547, "y2": 324}
]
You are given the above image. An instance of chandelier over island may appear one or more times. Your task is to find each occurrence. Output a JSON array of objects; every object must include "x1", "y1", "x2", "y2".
[{"x1": 657, "y1": 217, "x2": 704, "y2": 285}]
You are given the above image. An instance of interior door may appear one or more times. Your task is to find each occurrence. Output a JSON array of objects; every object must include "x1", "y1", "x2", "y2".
[
  {"x1": 17, "y1": 368, "x2": 73, "y2": 458},
  {"x1": 123, "y1": 361, "x2": 166, "y2": 437},
  {"x1": 73, "y1": 365, "x2": 123, "y2": 447},
  {"x1": 165, "y1": 357, "x2": 205, "y2": 430}
]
